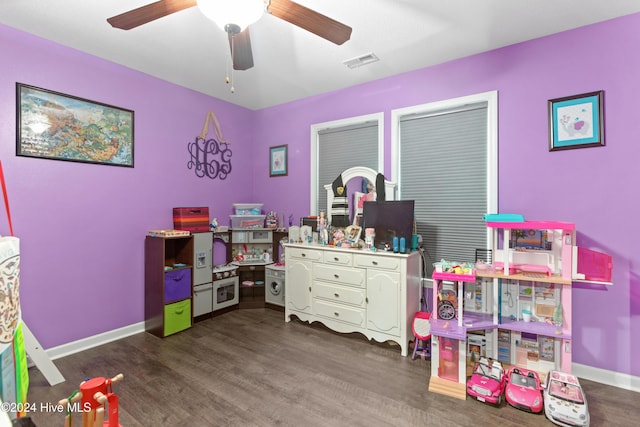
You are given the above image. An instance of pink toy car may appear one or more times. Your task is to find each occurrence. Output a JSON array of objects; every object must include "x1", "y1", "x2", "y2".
[
  {"x1": 466, "y1": 357, "x2": 506, "y2": 404},
  {"x1": 505, "y1": 366, "x2": 544, "y2": 413}
]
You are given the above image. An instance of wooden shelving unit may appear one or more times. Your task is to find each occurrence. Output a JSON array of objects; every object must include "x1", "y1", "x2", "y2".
[{"x1": 144, "y1": 235, "x2": 194, "y2": 338}]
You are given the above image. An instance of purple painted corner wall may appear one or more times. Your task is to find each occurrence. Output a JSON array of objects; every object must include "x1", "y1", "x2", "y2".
[
  {"x1": 253, "y1": 13, "x2": 640, "y2": 379},
  {"x1": 0, "y1": 25, "x2": 256, "y2": 348},
  {"x1": 1, "y1": 12, "x2": 639, "y2": 381}
]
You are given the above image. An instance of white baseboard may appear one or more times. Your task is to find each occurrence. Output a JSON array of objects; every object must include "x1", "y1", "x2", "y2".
[
  {"x1": 45, "y1": 322, "x2": 145, "y2": 361},
  {"x1": 573, "y1": 363, "x2": 640, "y2": 393}
]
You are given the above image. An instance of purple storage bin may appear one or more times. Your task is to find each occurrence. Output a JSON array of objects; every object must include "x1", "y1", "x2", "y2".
[{"x1": 165, "y1": 268, "x2": 191, "y2": 303}]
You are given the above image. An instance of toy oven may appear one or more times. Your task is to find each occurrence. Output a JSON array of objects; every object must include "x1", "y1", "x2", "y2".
[{"x1": 213, "y1": 276, "x2": 239, "y2": 311}]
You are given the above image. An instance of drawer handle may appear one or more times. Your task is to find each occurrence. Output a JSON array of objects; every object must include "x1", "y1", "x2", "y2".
[
  {"x1": 334, "y1": 274, "x2": 340, "y2": 279},
  {"x1": 308, "y1": 286, "x2": 312, "y2": 292},
  {"x1": 175, "y1": 309, "x2": 184, "y2": 315},
  {"x1": 301, "y1": 253, "x2": 307, "y2": 257},
  {"x1": 371, "y1": 261, "x2": 378, "y2": 265},
  {"x1": 334, "y1": 293, "x2": 340, "y2": 298},
  {"x1": 334, "y1": 312, "x2": 340, "y2": 317},
  {"x1": 333, "y1": 257, "x2": 339, "y2": 261}
]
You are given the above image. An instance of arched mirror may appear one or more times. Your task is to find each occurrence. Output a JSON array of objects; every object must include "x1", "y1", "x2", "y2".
[{"x1": 323, "y1": 166, "x2": 396, "y2": 227}]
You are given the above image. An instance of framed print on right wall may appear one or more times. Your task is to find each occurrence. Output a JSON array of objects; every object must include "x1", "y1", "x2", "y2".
[
  {"x1": 548, "y1": 90, "x2": 604, "y2": 151},
  {"x1": 269, "y1": 144, "x2": 288, "y2": 177}
]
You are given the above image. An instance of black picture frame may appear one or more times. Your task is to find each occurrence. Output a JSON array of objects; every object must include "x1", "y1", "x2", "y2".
[
  {"x1": 269, "y1": 144, "x2": 288, "y2": 177},
  {"x1": 548, "y1": 90, "x2": 604, "y2": 151},
  {"x1": 16, "y1": 83, "x2": 134, "y2": 167}
]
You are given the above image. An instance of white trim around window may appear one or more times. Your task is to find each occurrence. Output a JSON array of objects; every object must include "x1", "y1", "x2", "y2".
[{"x1": 390, "y1": 90, "x2": 499, "y2": 268}]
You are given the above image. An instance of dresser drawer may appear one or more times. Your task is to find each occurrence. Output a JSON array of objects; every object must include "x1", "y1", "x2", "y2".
[
  {"x1": 164, "y1": 299, "x2": 191, "y2": 336},
  {"x1": 313, "y1": 282, "x2": 366, "y2": 307},
  {"x1": 287, "y1": 247, "x2": 323, "y2": 261},
  {"x1": 164, "y1": 268, "x2": 191, "y2": 303},
  {"x1": 323, "y1": 251, "x2": 352, "y2": 266},
  {"x1": 313, "y1": 299, "x2": 366, "y2": 327},
  {"x1": 354, "y1": 254, "x2": 401, "y2": 271},
  {"x1": 313, "y1": 263, "x2": 365, "y2": 287}
]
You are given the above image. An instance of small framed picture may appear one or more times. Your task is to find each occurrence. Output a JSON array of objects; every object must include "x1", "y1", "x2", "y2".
[
  {"x1": 345, "y1": 224, "x2": 362, "y2": 243},
  {"x1": 548, "y1": 91, "x2": 604, "y2": 151},
  {"x1": 269, "y1": 144, "x2": 288, "y2": 177}
]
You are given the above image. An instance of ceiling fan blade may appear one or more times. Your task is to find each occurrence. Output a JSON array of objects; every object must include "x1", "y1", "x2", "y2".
[
  {"x1": 267, "y1": 0, "x2": 352, "y2": 45},
  {"x1": 228, "y1": 28, "x2": 254, "y2": 71},
  {"x1": 107, "y1": 0, "x2": 197, "y2": 30}
]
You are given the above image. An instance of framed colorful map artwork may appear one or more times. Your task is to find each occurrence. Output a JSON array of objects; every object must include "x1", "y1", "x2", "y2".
[
  {"x1": 16, "y1": 83, "x2": 134, "y2": 167},
  {"x1": 548, "y1": 90, "x2": 604, "y2": 151}
]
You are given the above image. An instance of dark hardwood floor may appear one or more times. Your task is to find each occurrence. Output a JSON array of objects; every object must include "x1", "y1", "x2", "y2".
[{"x1": 26, "y1": 308, "x2": 638, "y2": 426}]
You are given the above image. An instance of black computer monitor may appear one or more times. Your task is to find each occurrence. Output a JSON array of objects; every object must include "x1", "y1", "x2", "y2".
[{"x1": 362, "y1": 200, "x2": 415, "y2": 249}]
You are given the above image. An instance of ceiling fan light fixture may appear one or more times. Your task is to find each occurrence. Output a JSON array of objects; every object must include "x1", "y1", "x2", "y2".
[{"x1": 197, "y1": 0, "x2": 264, "y2": 32}]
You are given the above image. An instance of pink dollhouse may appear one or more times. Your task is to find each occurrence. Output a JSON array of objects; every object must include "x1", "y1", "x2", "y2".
[{"x1": 428, "y1": 219, "x2": 612, "y2": 400}]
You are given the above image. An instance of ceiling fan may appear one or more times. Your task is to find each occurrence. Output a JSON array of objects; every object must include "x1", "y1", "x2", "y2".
[{"x1": 107, "y1": 0, "x2": 352, "y2": 71}]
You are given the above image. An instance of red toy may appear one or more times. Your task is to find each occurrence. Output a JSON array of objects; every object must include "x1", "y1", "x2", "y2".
[{"x1": 59, "y1": 373, "x2": 124, "y2": 427}]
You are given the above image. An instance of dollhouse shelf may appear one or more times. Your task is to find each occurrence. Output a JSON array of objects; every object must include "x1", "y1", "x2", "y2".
[
  {"x1": 499, "y1": 318, "x2": 570, "y2": 340},
  {"x1": 432, "y1": 272, "x2": 476, "y2": 282},
  {"x1": 485, "y1": 220, "x2": 575, "y2": 230},
  {"x1": 430, "y1": 312, "x2": 494, "y2": 340},
  {"x1": 477, "y1": 271, "x2": 571, "y2": 285},
  {"x1": 430, "y1": 312, "x2": 571, "y2": 341}
]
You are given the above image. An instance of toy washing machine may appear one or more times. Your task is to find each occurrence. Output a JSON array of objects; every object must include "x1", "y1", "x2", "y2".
[{"x1": 265, "y1": 264, "x2": 285, "y2": 307}]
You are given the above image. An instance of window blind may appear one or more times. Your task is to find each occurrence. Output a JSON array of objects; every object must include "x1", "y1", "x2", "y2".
[
  {"x1": 317, "y1": 123, "x2": 379, "y2": 216},
  {"x1": 399, "y1": 104, "x2": 488, "y2": 274}
]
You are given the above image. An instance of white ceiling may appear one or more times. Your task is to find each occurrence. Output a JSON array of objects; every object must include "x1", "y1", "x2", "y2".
[{"x1": 2, "y1": 1, "x2": 640, "y2": 110}]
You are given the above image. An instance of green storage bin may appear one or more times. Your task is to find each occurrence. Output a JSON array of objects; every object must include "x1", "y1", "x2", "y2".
[{"x1": 164, "y1": 299, "x2": 191, "y2": 336}]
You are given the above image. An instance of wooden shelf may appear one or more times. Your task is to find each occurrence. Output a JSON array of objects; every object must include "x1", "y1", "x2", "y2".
[{"x1": 145, "y1": 235, "x2": 194, "y2": 338}]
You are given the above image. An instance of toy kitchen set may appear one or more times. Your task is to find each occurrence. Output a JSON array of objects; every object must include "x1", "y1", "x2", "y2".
[
  {"x1": 178, "y1": 204, "x2": 287, "y2": 315},
  {"x1": 221, "y1": 204, "x2": 288, "y2": 310},
  {"x1": 144, "y1": 205, "x2": 286, "y2": 340}
]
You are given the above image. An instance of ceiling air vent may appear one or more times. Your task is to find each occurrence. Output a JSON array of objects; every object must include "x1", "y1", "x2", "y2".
[{"x1": 343, "y1": 52, "x2": 379, "y2": 69}]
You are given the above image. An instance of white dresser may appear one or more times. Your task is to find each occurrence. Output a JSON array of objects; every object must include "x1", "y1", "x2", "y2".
[{"x1": 284, "y1": 243, "x2": 421, "y2": 356}]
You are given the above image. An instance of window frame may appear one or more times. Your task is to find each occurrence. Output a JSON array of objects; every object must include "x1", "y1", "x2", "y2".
[{"x1": 390, "y1": 91, "x2": 498, "y2": 276}]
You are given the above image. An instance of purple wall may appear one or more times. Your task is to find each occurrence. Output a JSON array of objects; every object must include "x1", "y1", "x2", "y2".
[
  {"x1": 1, "y1": 11, "x2": 639, "y2": 379},
  {"x1": 0, "y1": 24, "x2": 256, "y2": 348},
  {"x1": 254, "y1": 14, "x2": 640, "y2": 377}
]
